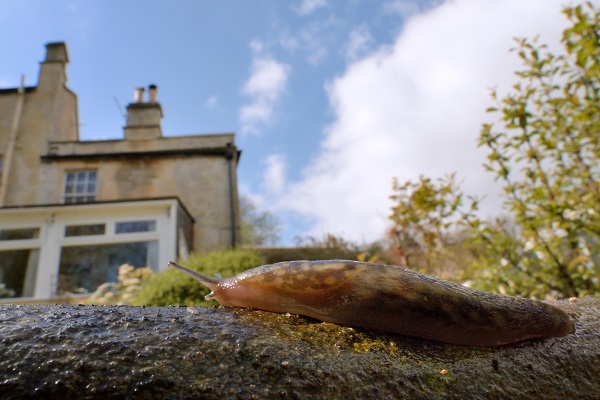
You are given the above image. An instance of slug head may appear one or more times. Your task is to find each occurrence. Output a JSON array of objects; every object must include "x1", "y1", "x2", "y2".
[
  {"x1": 168, "y1": 261, "x2": 259, "y2": 305},
  {"x1": 168, "y1": 261, "x2": 220, "y2": 298}
]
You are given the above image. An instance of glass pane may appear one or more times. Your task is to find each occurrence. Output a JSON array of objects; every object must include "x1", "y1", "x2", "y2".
[
  {"x1": 0, "y1": 228, "x2": 40, "y2": 240},
  {"x1": 65, "y1": 224, "x2": 106, "y2": 237},
  {"x1": 57, "y1": 241, "x2": 158, "y2": 293},
  {"x1": 64, "y1": 170, "x2": 96, "y2": 204},
  {"x1": 0, "y1": 248, "x2": 39, "y2": 298},
  {"x1": 115, "y1": 220, "x2": 157, "y2": 234}
]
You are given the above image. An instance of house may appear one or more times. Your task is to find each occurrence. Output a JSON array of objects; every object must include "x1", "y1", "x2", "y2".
[{"x1": 0, "y1": 42, "x2": 241, "y2": 301}]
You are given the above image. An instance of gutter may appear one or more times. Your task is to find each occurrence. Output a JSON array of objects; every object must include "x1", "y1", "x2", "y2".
[{"x1": 225, "y1": 151, "x2": 237, "y2": 248}]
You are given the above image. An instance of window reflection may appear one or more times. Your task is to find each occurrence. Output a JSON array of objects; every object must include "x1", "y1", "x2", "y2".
[
  {"x1": 58, "y1": 241, "x2": 157, "y2": 293},
  {"x1": 65, "y1": 224, "x2": 106, "y2": 237},
  {"x1": 115, "y1": 220, "x2": 156, "y2": 234},
  {"x1": 64, "y1": 170, "x2": 97, "y2": 204},
  {"x1": 0, "y1": 228, "x2": 40, "y2": 240}
]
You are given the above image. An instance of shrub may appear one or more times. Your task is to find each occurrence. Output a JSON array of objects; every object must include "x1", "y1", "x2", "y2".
[
  {"x1": 468, "y1": 3, "x2": 600, "y2": 298},
  {"x1": 131, "y1": 249, "x2": 264, "y2": 307}
]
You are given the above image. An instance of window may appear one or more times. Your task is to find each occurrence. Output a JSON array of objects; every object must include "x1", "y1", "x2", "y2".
[
  {"x1": 58, "y1": 218, "x2": 160, "y2": 294},
  {"x1": 0, "y1": 228, "x2": 40, "y2": 240},
  {"x1": 65, "y1": 224, "x2": 105, "y2": 237},
  {"x1": 115, "y1": 220, "x2": 156, "y2": 234},
  {"x1": 57, "y1": 241, "x2": 158, "y2": 294},
  {"x1": 64, "y1": 170, "x2": 97, "y2": 204},
  {"x1": 0, "y1": 249, "x2": 39, "y2": 298},
  {"x1": 0, "y1": 227, "x2": 40, "y2": 298}
]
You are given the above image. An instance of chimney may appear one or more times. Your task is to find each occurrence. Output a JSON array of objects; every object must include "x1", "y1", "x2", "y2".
[
  {"x1": 44, "y1": 42, "x2": 69, "y2": 63},
  {"x1": 148, "y1": 84, "x2": 157, "y2": 103},
  {"x1": 134, "y1": 87, "x2": 145, "y2": 103},
  {"x1": 124, "y1": 83, "x2": 163, "y2": 140},
  {"x1": 38, "y1": 42, "x2": 69, "y2": 91}
]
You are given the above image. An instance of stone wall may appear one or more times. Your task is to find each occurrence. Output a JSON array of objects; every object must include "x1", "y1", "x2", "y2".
[{"x1": 0, "y1": 297, "x2": 598, "y2": 399}]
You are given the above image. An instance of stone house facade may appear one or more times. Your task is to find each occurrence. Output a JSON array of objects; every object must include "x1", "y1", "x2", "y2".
[{"x1": 0, "y1": 42, "x2": 240, "y2": 301}]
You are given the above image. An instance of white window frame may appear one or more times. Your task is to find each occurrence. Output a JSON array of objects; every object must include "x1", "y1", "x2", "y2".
[
  {"x1": 57, "y1": 218, "x2": 160, "y2": 295},
  {"x1": 60, "y1": 219, "x2": 160, "y2": 247},
  {"x1": 63, "y1": 170, "x2": 97, "y2": 204},
  {"x1": 0, "y1": 224, "x2": 43, "y2": 300},
  {"x1": 0, "y1": 199, "x2": 179, "y2": 302}
]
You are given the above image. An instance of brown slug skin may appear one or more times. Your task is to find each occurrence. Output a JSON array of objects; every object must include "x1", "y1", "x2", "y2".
[{"x1": 168, "y1": 260, "x2": 574, "y2": 347}]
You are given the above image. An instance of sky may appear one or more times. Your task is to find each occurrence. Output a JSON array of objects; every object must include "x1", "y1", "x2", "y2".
[{"x1": 1, "y1": 0, "x2": 596, "y2": 245}]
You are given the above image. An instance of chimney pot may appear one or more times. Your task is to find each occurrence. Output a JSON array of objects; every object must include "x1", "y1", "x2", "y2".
[
  {"x1": 148, "y1": 84, "x2": 158, "y2": 103},
  {"x1": 134, "y1": 87, "x2": 145, "y2": 103}
]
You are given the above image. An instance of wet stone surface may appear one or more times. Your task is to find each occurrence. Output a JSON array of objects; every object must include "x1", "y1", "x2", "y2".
[{"x1": 0, "y1": 298, "x2": 598, "y2": 399}]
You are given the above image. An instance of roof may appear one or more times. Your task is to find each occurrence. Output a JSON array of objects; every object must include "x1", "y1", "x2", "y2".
[
  {"x1": 0, "y1": 86, "x2": 36, "y2": 94},
  {"x1": 0, "y1": 196, "x2": 195, "y2": 223}
]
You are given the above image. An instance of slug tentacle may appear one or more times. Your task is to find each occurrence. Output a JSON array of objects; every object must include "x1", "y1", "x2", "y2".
[
  {"x1": 169, "y1": 259, "x2": 575, "y2": 347},
  {"x1": 168, "y1": 261, "x2": 221, "y2": 296}
]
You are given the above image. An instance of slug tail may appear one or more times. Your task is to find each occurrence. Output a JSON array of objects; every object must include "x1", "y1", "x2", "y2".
[{"x1": 168, "y1": 261, "x2": 220, "y2": 291}]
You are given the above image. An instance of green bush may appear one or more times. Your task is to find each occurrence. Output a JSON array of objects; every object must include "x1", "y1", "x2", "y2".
[
  {"x1": 131, "y1": 249, "x2": 264, "y2": 307},
  {"x1": 467, "y1": 3, "x2": 600, "y2": 298}
]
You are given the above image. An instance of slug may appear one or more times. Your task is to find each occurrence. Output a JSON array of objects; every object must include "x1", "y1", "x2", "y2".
[{"x1": 168, "y1": 260, "x2": 574, "y2": 347}]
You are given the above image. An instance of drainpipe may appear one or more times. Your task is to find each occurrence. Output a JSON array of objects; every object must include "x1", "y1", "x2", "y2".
[
  {"x1": 0, "y1": 75, "x2": 26, "y2": 207},
  {"x1": 225, "y1": 150, "x2": 237, "y2": 248}
]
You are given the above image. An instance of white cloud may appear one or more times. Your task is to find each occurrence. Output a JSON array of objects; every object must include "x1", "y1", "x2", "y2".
[
  {"x1": 239, "y1": 42, "x2": 291, "y2": 134},
  {"x1": 344, "y1": 25, "x2": 373, "y2": 60},
  {"x1": 262, "y1": 153, "x2": 287, "y2": 194},
  {"x1": 279, "y1": 18, "x2": 335, "y2": 66},
  {"x1": 295, "y1": 0, "x2": 328, "y2": 15},
  {"x1": 249, "y1": 39, "x2": 264, "y2": 54},
  {"x1": 273, "y1": 0, "x2": 573, "y2": 243},
  {"x1": 239, "y1": 182, "x2": 266, "y2": 208}
]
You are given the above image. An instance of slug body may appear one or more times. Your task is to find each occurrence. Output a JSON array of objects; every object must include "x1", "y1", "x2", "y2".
[{"x1": 168, "y1": 260, "x2": 574, "y2": 347}]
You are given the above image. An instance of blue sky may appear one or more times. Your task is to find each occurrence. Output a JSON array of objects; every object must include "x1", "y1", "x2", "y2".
[{"x1": 1, "y1": 0, "x2": 595, "y2": 244}]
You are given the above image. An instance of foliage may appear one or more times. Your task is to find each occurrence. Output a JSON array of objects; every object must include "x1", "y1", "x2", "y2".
[
  {"x1": 86, "y1": 264, "x2": 153, "y2": 305},
  {"x1": 239, "y1": 195, "x2": 281, "y2": 246},
  {"x1": 291, "y1": 233, "x2": 390, "y2": 265},
  {"x1": 356, "y1": 252, "x2": 380, "y2": 264},
  {"x1": 131, "y1": 249, "x2": 264, "y2": 307},
  {"x1": 388, "y1": 174, "x2": 476, "y2": 278},
  {"x1": 470, "y1": 2, "x2": 600, "y2": 298}
]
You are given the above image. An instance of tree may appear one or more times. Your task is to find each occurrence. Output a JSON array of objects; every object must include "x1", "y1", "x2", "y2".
[
  {"x1": 388, "y1": 174, "x2": 474, "y2": 277},
  {"x1": 239, "y1": 195, "x2": 281, "y2": 246},
  {"x1": 470, "y1": 2, "x2": 600, "y2": 298}
]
